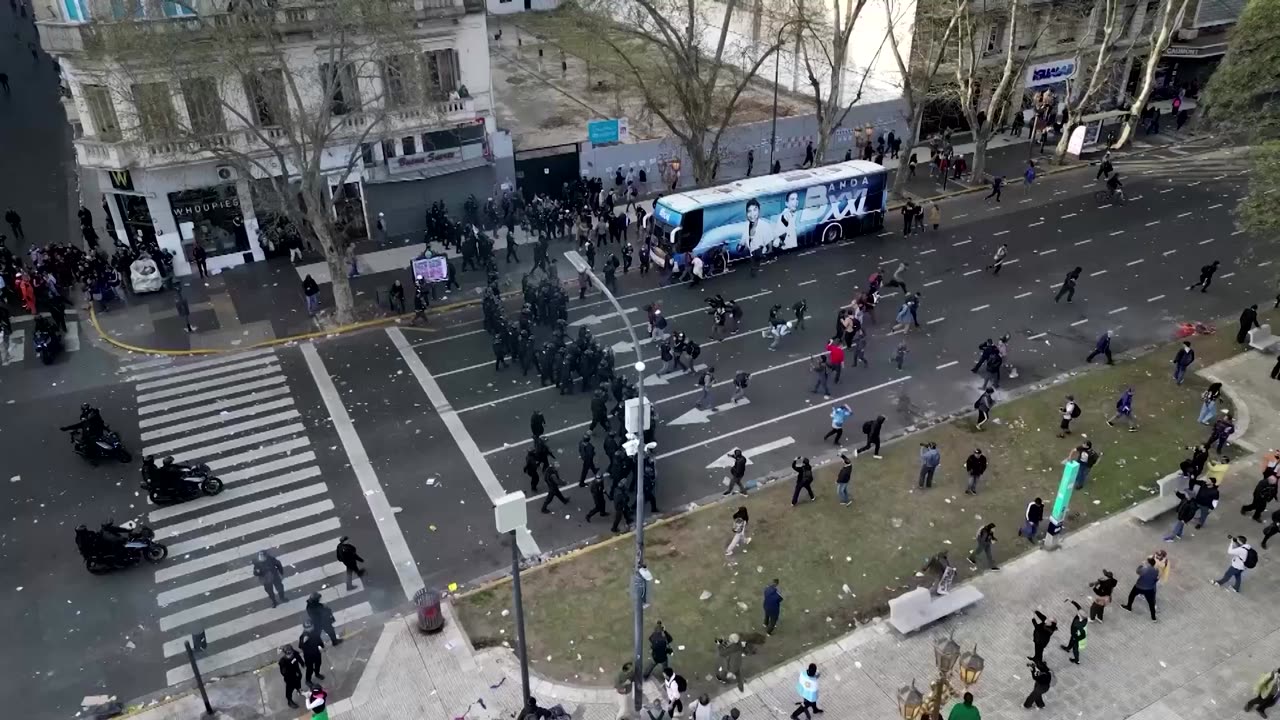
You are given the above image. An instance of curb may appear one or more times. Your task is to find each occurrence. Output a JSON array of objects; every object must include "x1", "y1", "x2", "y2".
[{"x1": 86, "y1": 295, "x2": 489, "y2": 358}]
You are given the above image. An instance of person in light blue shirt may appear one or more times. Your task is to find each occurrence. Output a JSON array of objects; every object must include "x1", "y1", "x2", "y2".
[
  {"x1": 918, "y1": 442, "x2": 941, "y2": 489},
  {"x1": 789, "y1": 663, "x2": 822, "y2": 719},
  {"x1": 823, "y1": 404, "x2": 852, "y2": 445}
]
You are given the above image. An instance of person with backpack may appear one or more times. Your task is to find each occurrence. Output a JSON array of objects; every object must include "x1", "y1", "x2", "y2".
[
  {"x1": 968, "y1": 522, "x2": 998, "y2": 569},
  {"x1": 663, "y1": 666, "x2": 688, "y2": 717},
  {"x1": 730, "y1": 370, "x2": 750, "y2": 404},
  {"x1": 856, "y1": 415, "x2": 885, "y2": 458},
  {"x1": 642, "y1": 622, "x2": 674, "y2": 679},
  {"x1": 1074, "y1": 440, "x2": 1100, "y2": 490},
  {"x1": 1108, "y1": 387, "x2": 1139, "y2": 431},
  {"x1": 974, "y1": 388, "x2": 994, "y2": 430},
  {"x1": 1164, "y1": 489, "x2": 1200, "y2": 542},
  {"x1": 693, "y1": 366, "x2": 716, "y2": 410},
  {"x1": 1212, "y1": 535, "x2": 1256, "y2": 592},
  {"x1": 964, "y1": 448, "x2": 987, "y2": 494},
  {"x1": 823, "y1": 404, "x2": 852, "y2": 445},
  {"x1": 723, "y1": 449, "x2": 748, "y2": 496},
  {"x1": 1057, "y1": 395, "x2": 1080, "y2": 438}
]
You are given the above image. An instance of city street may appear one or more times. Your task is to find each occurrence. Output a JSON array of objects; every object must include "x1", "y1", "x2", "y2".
[{"x1": 316, "y1": 139, "x2": 1266, "y2": 584}]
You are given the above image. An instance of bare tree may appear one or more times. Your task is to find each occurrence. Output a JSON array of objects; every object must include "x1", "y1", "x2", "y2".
[
  {"x1": 883, "y1": 0, "x2": 968, "y2": 198},
  {"x1": 949, "y1": 0, "x2": 1051, "y2": 179},
  {"x1": 569, "y1": 0, "x2": 795, "y2": 184},
  {"x1": 1112, "y1": 0, "x2": 1192, "y2": 148},
  {"x1": 1050, "y1": 0, "x2": 1139, "y2": 163},
  {"x1": 89, "y1": 0, "x2": 431, "y2": 325},
  {"x1": 794, "y1": 0, "x2": 887, "y2": 163}
]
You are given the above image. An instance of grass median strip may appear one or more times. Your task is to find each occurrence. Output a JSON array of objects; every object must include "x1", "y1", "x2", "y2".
[{"x1": 456, "y1": 319, "x2": 1252, "y2": 689}]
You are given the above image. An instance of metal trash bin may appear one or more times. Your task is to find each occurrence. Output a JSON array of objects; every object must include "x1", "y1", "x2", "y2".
[{"x1": 414, "y1": 588, "x2": 445, "y2": 633}]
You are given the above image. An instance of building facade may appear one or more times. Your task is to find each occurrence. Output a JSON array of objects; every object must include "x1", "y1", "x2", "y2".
[{"x1": 37, "y1": 0, "x2": 512, "y2": 276}]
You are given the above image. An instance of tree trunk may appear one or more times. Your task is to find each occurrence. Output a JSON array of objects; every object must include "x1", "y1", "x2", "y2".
[
  {"x1": 891, "y1": 104, "x2": 924, "y2": 199},
  {"x1": 1114, "y1": 1, "x2": 1184, "y2": 149},
  {"x1": 311, "y1": 217, "x2": 356, "y2": 325},
  {"x1": 1053, "y1": 121, "x2": 1077, "y2": 164},
  {"x1": 815, "y1": 110, "x2": 832, "y2": 165},
  {"x1": 970, "y1": 132, "x2": 990, "y2": 181}
]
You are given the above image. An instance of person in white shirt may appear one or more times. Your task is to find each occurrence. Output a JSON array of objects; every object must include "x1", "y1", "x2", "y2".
[
  {"x1": 690, "y1": 694, "x2": 713, "y2": 720},
  {"x1": 1057, "y1": 395, "x2": 1078, "y2": 438},
  {"x1": 1212, "y1": 535, "x2": 1253, "y2": 592}
]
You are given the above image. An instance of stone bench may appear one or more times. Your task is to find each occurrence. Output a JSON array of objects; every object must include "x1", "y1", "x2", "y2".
[
  {"x1": 1249, "y1": 324, "x2": 1280, "y2": 353},
  {"x1": 1130, "y1": 472, "x2": 1190, "y2": 523},
  {"x1": 888, "y1": 586, "x2": 984, "y2": 635}
]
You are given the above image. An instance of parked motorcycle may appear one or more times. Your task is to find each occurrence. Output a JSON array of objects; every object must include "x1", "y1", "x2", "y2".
[
  {"x1": 69, "y1": 428, "x2": 133, "y2": 465},
  {"x1": 141, "y1": 462, "x2": 224, "y2": 504},
  {"x1": 74, "y1": 520, "x2": 167, "y2": 574}
]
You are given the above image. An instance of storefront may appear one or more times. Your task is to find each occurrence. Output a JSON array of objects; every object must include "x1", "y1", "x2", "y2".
[{"x1": 168, "y1": 184, "x2": 252, "y2": 263}]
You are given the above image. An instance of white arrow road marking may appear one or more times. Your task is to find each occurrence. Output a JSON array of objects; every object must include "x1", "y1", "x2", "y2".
[
  {"x1": 670, "y1": 399, "x2": 751, "y2": 426},
  {"x1": 643, "y1": 364, "x2": 707, "y2": 387},
  {"x1": 570, "y1": 307, "x2": 638, "y2": 326},
  {"x1": 706, "y1": 436, "x2": 795, "y2": 469}
]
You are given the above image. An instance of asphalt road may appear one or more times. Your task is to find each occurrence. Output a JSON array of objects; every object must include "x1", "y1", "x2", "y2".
[{"x1": 321, "y1": 139, "x2": 1270, "y2": 577}]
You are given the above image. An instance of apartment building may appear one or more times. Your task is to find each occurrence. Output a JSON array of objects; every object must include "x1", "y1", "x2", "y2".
[{"x1": 36, "y1": 0, "x2": 509, "y2": 276}]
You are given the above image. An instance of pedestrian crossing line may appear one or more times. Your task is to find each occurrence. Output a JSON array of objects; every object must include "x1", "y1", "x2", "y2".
[
  {"x1": 142, "y1": 410, "x2": 303, "y2": 456},
  {"x1": 935, "y1": 361, "x2": 958, "y2": 370},
  {"x1": 134, "y1": 355, "x2": 279, "y2": 392},
  {"x1": 1126, "y1": 259, "x2": 1145, "y2": 266},
  {"x1": 126, "y1": 348, "x2": 278, "y2": 382},
  {"x1": 166, "y1": 602, "x2": 373, "y2": 685},
  {"x1": 1199, "y1": 238, "x2": 1215, "y2": 245},
  {"x1": 923, "y1": 280, "x2": 943, "y2": 287},
  {"x1": 1177, "y1": 211, "x2": 1193, "y2": 218},
  {"x1": 1160, "y1": 188, "x2": 1174, "y2": 193},
  {"x1": 137, "y1": 365, "x2": 283, "y2": 404},
  {"x1": 169, "y1": 424, "x2": 308, "y2": 464},
  {"x1": 120, "y1": 357, "x2": 176, "y2": 374},
  {"x1": 1004, "y1": 259, "x2": 1020, "y2": 265},
  {"x1": 962, "y1": 269, "x2": 982, "y2": 276},
  {"x1": 156, "y1": 539, "x2": 338, "y2": 607},
  {"x1": 213, "y1": 447, "x2": 316, "y2": 480},
  {"x1": 919, "y1": 249, "x2": 936, "y2": 255},
  {"x1": 159, "y1": 558, "x2": 352, "y2": 632},
  {"x1": 150, "y1": 467, "x2": 325, "y2": 523},
  {"x1": 926, "y1": 317, "x2": 946, "y2": 325},
  {"x1": 1090, "y1": 270, "x2": 1108, "y2": 277},
  {"x1": 1109, "y1": 230, "x2": 1126, "y2": 236},
  {"x1": 166, "y1": 500, "x2": 335, "y2": 556},
  {"x1": 1108, "y1": 307, "x2": 1128, "y2": 315},
  {"x1": 970, "y1": 304, "x2": 990, "y2": 312},
  {"x1": 1027, "y1": 332, "x2": 1047, "y2": 340},
  {"x1": 1028, "y1": 221, "x2": 1044, "y2": 228},
  {"x1": 137, "y1": 376, "x2": 289, "y2": 415},
  {"x1": 1071, "y1": 319, "x2": 1089, "y2": 326},
  {"x1": 1260, "y1": 261, "x2": 1272, "y2": 267},
  {"x1": 836, "y1": 268, "x2": 859, "y2": 276},
  {"x1": 2, "y1": 329, "x2": 24, "y2": 365},
  {"x1": 1188, "y1": 181, "x2": 1202, "y2": 186},
  {"x1": 140, "y1": 396, "x2": 297, "y2": 440},
  {"x1": 952, "y1": 240, "x2": 971, "y2": 246},
  {"x1": 993, "y1": 230, "x2": 1010, "y2": 237},
  {"x1": 1163, "y1": 249, "x2": 1178, "y2": 256},
  {"x1": 1061, "y1": 212, "x2": 1078, "y2": 219},
  {"x1": 64, "y1": 321, "x2": 81, "y2": 353},
  {"x1": 1014, "y1": 292, "x2": 1033, "y2": 299},
  {"x1": 1038, "y1": 249, "x2": 1057, "y2": 256},
  {"x1": 155, "y1": 516, "x2": 343, "y2": 583},
  {"x1": 1231, "y1": 229, "x2": 1245, "y2": 236},
  {"x1": 154, "y1": 483, "x2": 330, "y2": 540},
  {"x1": 1145, "y1": 220, "x2": 1161, "y2": 227},
  {"x1": 1207, "y1": 203, "x2": 1223, "y2": 210},
  {"x1": 201, "y1": 437, "x2": 315, "y2": 471},
  {"x1": 1220, "y1": 272, "x2": 1236, "y2": 279},
  {"x1": 161, "y1": 579, "x2": 365, "y2": 659},
  {"x1": 1075, "y1": 239, "x2": 1092, "y2": 246},
  {"x1": 798, "y1": 278, "x2": 818, "y2": 286}
]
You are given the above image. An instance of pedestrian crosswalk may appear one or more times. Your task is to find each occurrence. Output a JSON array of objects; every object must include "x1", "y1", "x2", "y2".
[{"x1": 126, "y1": 348, "x2": 372, "y2": 686}]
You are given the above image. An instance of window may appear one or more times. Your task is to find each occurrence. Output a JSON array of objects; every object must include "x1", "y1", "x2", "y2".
[
  {"x1": 360, "y1": 142, "x2": 375, "y2": 167},
  {"x1": 320, "y1": 62, "x2": 362, "y2": 116},
  {"x1": 244, "y1": 69, "x2": 287, "y2": 127},
  {"x1": 381, "y1": 138, "x2": 397, "y2": 159},
  {"x1": 181, "y1": 77, "x2": 225, "y2": 135},
  {"x1": 985, "y1": 23, "x2": 1003, "y2": 54},
  {"x1": 82, "y1": 84, "x2": 120, "y2": 141},
  {"x1": 402, "y1": 136, "x2": 416, "y2": 156},
  {"x1": 423, "y1": 49, "x2": 460, "y2": 98},
  {"x1": 381, "y1": 55, "x2": 421, "y2": 109},
  {"x1": 131, "y1": 81, "x2": 177, "y2": 141}
]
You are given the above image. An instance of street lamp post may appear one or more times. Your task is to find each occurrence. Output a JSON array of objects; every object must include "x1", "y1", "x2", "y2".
[
  {"x1": 898, "y1": 635, "x2": 984, "y2": 720},
  {"x1": 768, "y1": 22, "x2": 799, "y2": 172},
  {"x1": 564, "y1": 250, "x2": 650, "y2": 714},
  {"x1": 495, "y1": 492, "x2": 532, "y2": 709}
]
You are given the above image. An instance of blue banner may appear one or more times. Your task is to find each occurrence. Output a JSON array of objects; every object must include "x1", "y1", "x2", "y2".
[{"x1": 587, "y1": 119, "x2": 621, "y2": 145}]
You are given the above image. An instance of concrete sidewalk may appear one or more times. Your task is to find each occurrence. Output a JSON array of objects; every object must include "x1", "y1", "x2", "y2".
[{"x1": 122, "y1": 349, "x2": 1280, "y2": 720}]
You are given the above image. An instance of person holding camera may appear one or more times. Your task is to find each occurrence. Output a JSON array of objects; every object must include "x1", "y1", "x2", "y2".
[
  {"x1": 1211, "y1": 535, "x2": 1256, "y2": 593},
  {"x1": 1023, "y1": 658, "x2": 1053, "y2": 710}
]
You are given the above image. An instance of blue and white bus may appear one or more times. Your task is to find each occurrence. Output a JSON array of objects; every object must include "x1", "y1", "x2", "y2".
[{"x1": 650, "y1": 160, "x2": 888, "y2": 273}]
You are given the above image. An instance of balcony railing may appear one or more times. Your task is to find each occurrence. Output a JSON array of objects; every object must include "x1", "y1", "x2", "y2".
[{"x1": 37, "y1": 0, "x2": 467, "y2": 56}]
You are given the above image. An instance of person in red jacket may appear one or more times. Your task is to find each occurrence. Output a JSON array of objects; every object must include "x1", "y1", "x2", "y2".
[{"x1": 826, "y1": 338, "x2": 846, "y2": 384}]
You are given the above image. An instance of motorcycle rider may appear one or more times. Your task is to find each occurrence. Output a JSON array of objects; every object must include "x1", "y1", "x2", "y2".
[
  {"x1": 61, "y1": 403, "x2": 106, "y2": 454},
  {"x1": 142, "y1": 455, "x2": 182, "y2": 498}
]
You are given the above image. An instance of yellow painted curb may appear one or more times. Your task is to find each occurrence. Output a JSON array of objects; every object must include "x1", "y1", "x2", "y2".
[{"x1": 88, "y1": 294, "x2": 487, "y2": 358}]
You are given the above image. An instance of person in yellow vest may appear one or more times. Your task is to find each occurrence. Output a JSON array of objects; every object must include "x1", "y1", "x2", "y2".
[
  {"x1": 1244, "y1": 668, "x2": 1280, "y2": 716},
  {"x1": 1207, "y1": 456, "x2": 1232, "y2": 486}
]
